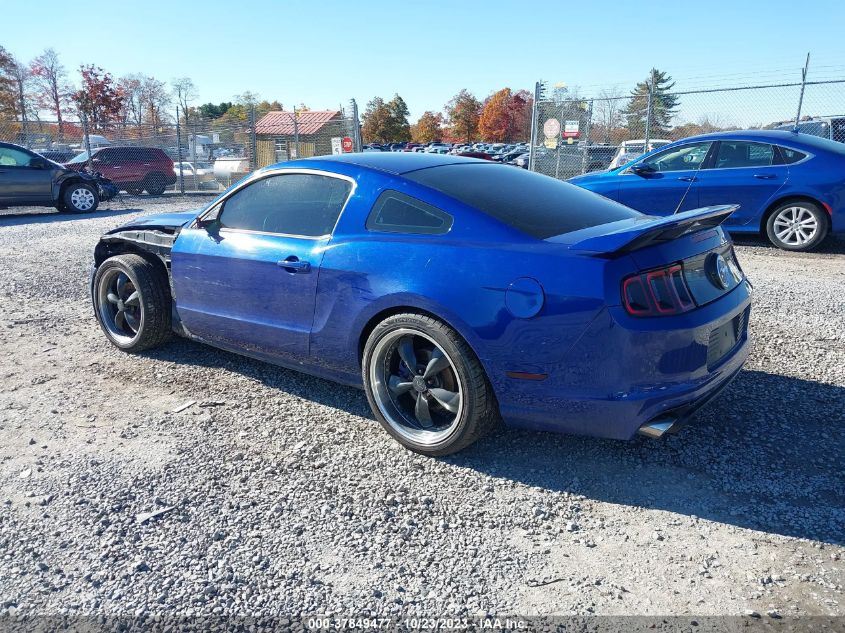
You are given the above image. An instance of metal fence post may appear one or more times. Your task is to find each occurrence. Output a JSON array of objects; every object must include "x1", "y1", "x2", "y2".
[
  {"x1": 350, "y1": 99, "x2": 362, "y2": 152},
  {"x1": 190, "y1": 115, "x2": 198, "y2": 191},
  {"x1": 794, "y1": 52, "x2": 811, "y2": 130},
  {"x1": 293, "y1": 106, "x2": 299, "y2": 160},
  {"x1": 528, "y1": 80, "x2": 542, "y2": 172},
  {"x1": 250, "y1": 104, "x2": 257, "y2": 171},
  {"x1": 176, "y1": 106, "x2": 184, "y2": 194},
  {"x1": 644, "y1": 68, "x2": 655, "y2": 152},
  {"x1": 580, "y1": 99, "x2": 593, "y2": 175},
  {"x1": 81, "y1": 111, "x2": 93, "y2": 172}
]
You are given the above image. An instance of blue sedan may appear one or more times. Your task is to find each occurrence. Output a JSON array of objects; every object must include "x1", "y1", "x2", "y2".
[
  {"x1": 91, "y1": 153, "x2": 750, "y2": 455},
  {"x1": 570, "y1": 130, "x2": 845, "y2": 251}
]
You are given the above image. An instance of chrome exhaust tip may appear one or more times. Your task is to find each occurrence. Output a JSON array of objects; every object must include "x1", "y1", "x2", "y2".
[{"x1": 637, "y1": 417, "x2": 677, "y2": 438}]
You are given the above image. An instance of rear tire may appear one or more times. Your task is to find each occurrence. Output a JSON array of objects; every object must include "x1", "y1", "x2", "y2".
[
  {"x1": 362, "y1": 313, "x2": 498, "y2": 456},
  {"x1": 93, "y1": 254, "x2": 171, "y2": 352},
  {"x1": 144, "y1": 174, "x2": 167, "y2": 195},
  {"x1": 62, "y1": 183, "x2": 99, "y2": 213},
  {"x1": 765, "y1": 201, "x2": 828, "y2": 252}
]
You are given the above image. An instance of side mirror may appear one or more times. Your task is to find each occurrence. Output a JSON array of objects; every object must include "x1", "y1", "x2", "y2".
[
  {"x1": 631, "y1": 162, "x2": 656, "y2": 175},
  {"x1": 196, "y1": 205, "x2": 221, "y2": 231},
  {"x1": 31, "y1": 157, "x2": 49, "y2": 169}
]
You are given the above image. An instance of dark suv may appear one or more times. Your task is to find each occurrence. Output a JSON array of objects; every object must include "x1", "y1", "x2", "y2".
[
  {"x1": 0, "y1": 141, "x2": 110, "y2": 213},
  {"x1": 65, "y1": 146, "x2": 176, "y2": 194}
]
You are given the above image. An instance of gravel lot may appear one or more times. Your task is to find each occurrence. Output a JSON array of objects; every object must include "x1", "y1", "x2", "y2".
[{"x1": 1, "y1": 196, "x2": 843, "y2": 623}]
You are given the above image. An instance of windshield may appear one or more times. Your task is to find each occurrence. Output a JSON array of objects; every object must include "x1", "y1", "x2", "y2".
[{"x1": 68, "y1": 150, "x2": 89, "y2": 163}]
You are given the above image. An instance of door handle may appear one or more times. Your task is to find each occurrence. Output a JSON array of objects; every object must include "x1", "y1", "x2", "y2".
[
  {"x1": 678, "y1": 176, "x2": 697, "y2": 182},
  {"x1": 277, "y1": 257, "x2": 311, "y2": 273},
  {"x1": 753, "y1": 174, "x2": 776, "y2": 179}
]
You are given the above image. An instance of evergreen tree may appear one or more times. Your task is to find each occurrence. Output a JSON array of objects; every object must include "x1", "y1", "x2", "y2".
[{"x1": 624, "y1": 68, "x2": 679, "y2": 137}]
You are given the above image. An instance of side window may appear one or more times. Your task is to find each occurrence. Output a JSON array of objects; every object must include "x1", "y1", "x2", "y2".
[
  {"x1": 644, "y1": 142, "x2": 711, "y2": 172},
  {"x1": 715, "y1": 142, "x2": 774, "y2": 169},
  {"x1": 95, "y1": 150, "x2": 113, "y2": 164},
  {"x1": 366, "y1": 190, "x2": 453, "y2": 234},
  {"x1": 0, "y1": 146, "x2": 35, "y2": 167},
  {"x1": 778, "y1": 146, "x2": 808, "y2": 164},
  {"x1": 219, "y1": 173, "x2": 351, "y2": 236}
]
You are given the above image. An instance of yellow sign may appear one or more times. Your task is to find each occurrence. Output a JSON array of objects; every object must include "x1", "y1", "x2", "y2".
[
  {"x1": 544, "y1": 137, "x2": 557, "y2": 149},
  {"x1": 567, "y1": 137, "x2": 574, "y2": 145}
]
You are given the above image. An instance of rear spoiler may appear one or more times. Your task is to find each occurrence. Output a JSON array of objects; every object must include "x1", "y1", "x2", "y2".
[{"x1": 571, "y1": 205, "x2": 738, "y2": 255}]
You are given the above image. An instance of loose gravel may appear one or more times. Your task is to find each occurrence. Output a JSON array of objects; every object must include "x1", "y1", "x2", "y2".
[{"x1": 0, "y1": 197, "x2": 843, "y2": 621}]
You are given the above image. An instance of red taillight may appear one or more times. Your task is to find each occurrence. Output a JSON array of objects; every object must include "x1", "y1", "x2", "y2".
[{"x1": 622, "y1": 264, "x2": 695, "y2": 317}]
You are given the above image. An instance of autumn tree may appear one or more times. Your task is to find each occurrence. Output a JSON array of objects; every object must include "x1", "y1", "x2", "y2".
[
  {"x1": 479, "y1": 88, "x2": 514, "y2": 142},
  {"x1": 362, "y1": 96, "x2": 391, "y2": 143},
  {"x1": 73, "y1": 65, "x2": 123, "y2": 132},
  {"x1": 117, "y1": 74, "x2": 144, "y2": 132},
  {"x1": 509, "y1": 89, "x2": 533, "y2": 141},
  {"x1": 385, "y1": 94, "x2": 410, "y2": 141},
  {"x1": 411, "y1": 111, "x2": 444, "y2": 143},
  {"x1": 139, "y1": 76, "x2": 171, "y2": 130},
  {"x1": 1, "y1": 52, "x2": 35, "y2": 134},
  {"x1": 445, "y1": 89, "x2": 481, "y2": 142},
  {"x1": 0, "y1": 46, "x2": 16, "y2": 119},
  {"x1": 30, "y1": 48, "x2": 71, "y2": 140},
  {"x1": 624, "y1": 68, "x2": 679, "y2": 137}
]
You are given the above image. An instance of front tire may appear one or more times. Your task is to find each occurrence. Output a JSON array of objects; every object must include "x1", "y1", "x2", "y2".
[
  {"x1": 93, "y1": 254, "x2": 171, "y2": 352},
  {"x1": 362, "y1": 313, "x2": 498, "y2": 456},
  {"x1": 62, "y1": 183, "x2": 99, "y2": 213},
  {"x1": 765, "y1": 201, "x2": 828, "y2": 251}
]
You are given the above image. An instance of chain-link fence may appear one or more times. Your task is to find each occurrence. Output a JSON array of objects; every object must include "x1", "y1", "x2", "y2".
[
  {"x1": 529, "y1": 69, "x2": 845, "y2": 180},
  {"x1": 0, "y1": 99, "x2": 362, "y2": 195}
]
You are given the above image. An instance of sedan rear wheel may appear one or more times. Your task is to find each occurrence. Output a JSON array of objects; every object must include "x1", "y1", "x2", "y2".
[
  {"x1": 766, "y1": 202, "x2": 828, "y2": 252},
  {"x1": 363, "y1": 313, "x2": 498, "y2": 456},
  {"x1": 93, "y1": 254, "x2": 171, "y2": 352}
]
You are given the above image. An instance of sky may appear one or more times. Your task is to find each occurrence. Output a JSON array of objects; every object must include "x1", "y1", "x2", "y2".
[{"x1": 4, "y1": 0, "x2": 845, "y2": 126}]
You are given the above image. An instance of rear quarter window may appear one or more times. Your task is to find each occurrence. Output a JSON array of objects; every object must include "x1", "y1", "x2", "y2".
[
  {"x1": 405, "y1": 163, "x2": 640, "y2": 239},
  {"x1": 366, "y1": 190, "x2": 453, "y2": 234}
]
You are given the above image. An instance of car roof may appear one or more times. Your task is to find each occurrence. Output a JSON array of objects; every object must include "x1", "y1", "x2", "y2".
[
  {"x1": 300, "y1": 152, "x2": 477, "y2": 175},
  {"x1": 670, "y1": 129, "x2": 821, "y2": 145}
]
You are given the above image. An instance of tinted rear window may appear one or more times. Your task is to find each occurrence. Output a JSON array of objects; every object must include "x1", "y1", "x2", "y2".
[
  {"x1": 785, "y1": 133, "x2": 845, "y2": 156},
  {"x1": 405, "y1": 163, "x2": 640, "y2": 239}
]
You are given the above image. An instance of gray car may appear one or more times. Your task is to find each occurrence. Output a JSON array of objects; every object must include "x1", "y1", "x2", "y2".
[{"x1": 0, "y1": 142, "x2": 109, "y2": 213}]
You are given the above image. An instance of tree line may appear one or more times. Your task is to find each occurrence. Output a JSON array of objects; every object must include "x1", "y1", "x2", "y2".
[
  {"x1": 362, "y1": 87, "x2": 533, "y2": 144},
  {"x1": 361, "y1": 69, "x2": 723, "y2": 146},
  {"x1": 0, "y1": 44, "x2": 290, "y2": 144}
]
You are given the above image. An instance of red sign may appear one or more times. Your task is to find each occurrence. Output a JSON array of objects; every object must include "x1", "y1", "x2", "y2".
[{"x1": 341, "y1": 136, "x2": 354, "y2": 152}]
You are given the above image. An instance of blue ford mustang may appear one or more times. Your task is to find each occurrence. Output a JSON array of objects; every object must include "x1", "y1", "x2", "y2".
[
  {"x1": 91, "y1": 153, "x2": 751, "y2": 455},
  {"x1": 570, "y1": 130, "x2": 845, "y2": 252}
]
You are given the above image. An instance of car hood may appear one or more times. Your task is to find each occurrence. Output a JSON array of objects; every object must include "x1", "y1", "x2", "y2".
[
  {"x1": 568, "y1": 169, "x2": 617, "y2": 184},
  {"x1": 106, "y1": 209, "x2": 201, "y2": 234}
]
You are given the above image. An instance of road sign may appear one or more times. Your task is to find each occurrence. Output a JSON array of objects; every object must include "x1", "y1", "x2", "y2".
[
  {"x1": 543, "y1": 118, "x2": 561, "y2": 139},
  {"x1": 543, "y1": 137, "x2": 557, "y2": 149},
  {"x1": 563, "y1": 120, "x2": 580, "y2": 138},
  {"x1": 341, "y1": 136, "x2": 354, "y2": 152},
  {"x1": 331, "y1": 137, "x2": 343, "y2": 155}
]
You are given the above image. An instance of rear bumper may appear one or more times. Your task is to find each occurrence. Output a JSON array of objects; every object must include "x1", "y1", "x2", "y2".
[{"x1": 495, "y1": 280, "x2": 752, "y2": 440}]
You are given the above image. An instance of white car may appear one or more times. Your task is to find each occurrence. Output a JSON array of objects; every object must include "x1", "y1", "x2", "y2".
[
  {"x1": 174, "y1": 162, "x2": 217, "y2": 189},
  {"x1": 425, "y1": 143, "x2": 451, "y2": 153},
  {"x1": 608, "y1": 139, "x2": 671, "y2": 170}
]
